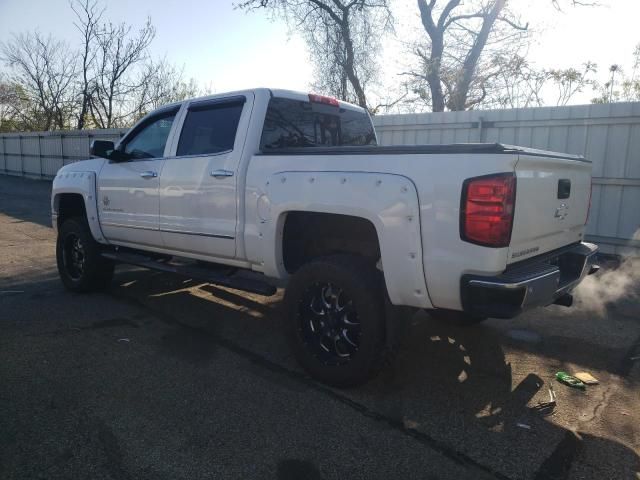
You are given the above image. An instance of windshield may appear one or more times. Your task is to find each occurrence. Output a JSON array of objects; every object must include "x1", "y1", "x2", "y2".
[{"x1": 260, "y1": 97, "x2": 376, "y2": 150}]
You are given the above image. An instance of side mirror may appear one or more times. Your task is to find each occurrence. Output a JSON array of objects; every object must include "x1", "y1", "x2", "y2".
[{"x1": 90, "y1": 140, "x2": 115, "y2": 159}]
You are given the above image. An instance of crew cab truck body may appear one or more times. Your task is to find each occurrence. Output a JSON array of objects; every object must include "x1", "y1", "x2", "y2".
[{"x1": 52, "y1": 88, "x2": 598, "y2": 386}]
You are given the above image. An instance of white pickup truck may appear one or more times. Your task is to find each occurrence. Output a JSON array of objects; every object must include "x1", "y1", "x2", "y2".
[{"x1": 52, "y1": 88, "x2": 598, "y2": 386}]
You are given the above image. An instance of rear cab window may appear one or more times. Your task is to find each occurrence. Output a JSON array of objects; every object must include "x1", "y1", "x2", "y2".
[
  {"x1": 177, "y1": 97, "x2": 245, "y2": 156},
  {"x1": 260, "y1": 96, "x2": 376, "y2": 150}
]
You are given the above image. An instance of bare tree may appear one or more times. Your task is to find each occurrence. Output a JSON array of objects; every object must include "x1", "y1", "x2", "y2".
[
  {"x1": 0, "y1": 76, "x2": 22, "y2": 131},
  {"x1": 591, "y1": 48, "x2": 640, "y2": 104},
  {"x1": 471, "y1": 56, "x2": 597, "y2": 109},
  {"x1": 0, "y1": 1, "x2": 207, "y2": 132},
  {"x1": 619, "y1": 46, "x2": 640, "y2": 102},
  {"x1": 0, "y1": 32, "x2": 78, "y2": 130},
  {"x1": 468, "y1": 54, "x2": 547, "y2": 109},
  {"x1": 131, "y1": 59, "x2": 202, "y2": 120},
  {"x1": 70, "y1": 0, "x2": 104, "y2": 129},
  {"x1": 548, "y1": 62, "x2": 597, "y2": 106},
  {"x1": 73, "y1": 0, "x2": 199, "y2": 127},
  {"x1": 89, "y1": 18, "x2": 155, "y2": 128},
  {"x1": 404, "y1": 0, "x2": 598, "y2": 112},
  {"x1": 237, "y1": 0, "x2": 392, "y2": 110},
  {"x1": 620, "y1": 77, "x2": 640, "y2": 102},
  {"x1": 405, "y1": 0, "x2": 530, "y2": 112},
  {"x1": 551, "y1": 0, "x2": 600, "y2": 10}
]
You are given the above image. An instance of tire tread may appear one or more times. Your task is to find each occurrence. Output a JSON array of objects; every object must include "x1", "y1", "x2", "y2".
[
  {"x1": 284, "y1": 254, "x2": 388, "y2": 387},
  {"x1": 56, "y1": 217, "x2": 114, "y2": 293}
]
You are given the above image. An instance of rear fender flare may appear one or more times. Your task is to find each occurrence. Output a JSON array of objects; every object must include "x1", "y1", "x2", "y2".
[{"x1": 261, "y1": 171, "x2": 432, "y2": 309}]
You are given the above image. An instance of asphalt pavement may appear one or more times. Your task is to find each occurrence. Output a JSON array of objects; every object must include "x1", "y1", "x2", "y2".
[{"x1": 0, "y1": 174, "x2": 638, "y2": 480}]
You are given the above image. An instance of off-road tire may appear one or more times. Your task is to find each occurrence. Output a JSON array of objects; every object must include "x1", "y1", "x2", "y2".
[
  {"x1": 284, "y1": 255, "x2": 389, "y2": 387},
  {"x1": 56, "y1": 217, "x2": 114, "y2": 293}
]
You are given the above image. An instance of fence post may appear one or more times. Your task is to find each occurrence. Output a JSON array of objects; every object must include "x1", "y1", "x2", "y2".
[
  {"x1": 19, "y1": 135, "x2": 24, "y2": 176},
  {"x1": 1, "y1": 135, "x2": 5, "y2": 174},
  {"x1": 37, "y1": 134, "x2": 42, "y2": 178},
  {"x1": 60, "y1": 133, "x2": 65, "y2": 168}
]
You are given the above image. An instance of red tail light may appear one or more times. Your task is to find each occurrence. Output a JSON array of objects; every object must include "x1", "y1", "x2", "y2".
[
  {"x1": 460, "y1": 173, "x2": 516, "y2": 248},
  {"x1": 308, "y1": 93, "x2": 340, "y2": 107}
]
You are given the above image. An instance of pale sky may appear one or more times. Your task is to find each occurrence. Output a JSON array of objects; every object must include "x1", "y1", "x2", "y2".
[{"x1": 0, "y1": 0, "x2": 638, "y2": 106}]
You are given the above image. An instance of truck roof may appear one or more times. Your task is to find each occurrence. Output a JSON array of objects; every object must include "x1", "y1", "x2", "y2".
[
  {"x1": 159, "y1": 88, "x2": 367, "y2": 114},
  {"x1": 268, "y1": 88, "x2": 366, "y2": 113}
]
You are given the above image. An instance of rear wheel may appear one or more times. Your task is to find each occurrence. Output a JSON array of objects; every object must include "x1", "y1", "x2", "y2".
[
  {"x1": 284, "y1": 255, "x2": 388, "y2": 387},
  {"x1": 56, "y1": 217, "x2": 114, "y2": 292}
]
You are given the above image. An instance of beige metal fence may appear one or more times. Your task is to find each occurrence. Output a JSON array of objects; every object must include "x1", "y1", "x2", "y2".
[{"x1": 0, "y1": 128, "x2": 126, "y2": 178}]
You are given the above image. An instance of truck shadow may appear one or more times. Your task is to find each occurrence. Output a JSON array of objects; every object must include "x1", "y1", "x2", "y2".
[
  {"x1": 353, "y1": 309, "x2": 639, "y2": 479},
  {"x1": 4, "y1": 265, "x2": 636, "y2": 479},
  {"x1": 109, "y1": 269, "x2": 639, "y2": 480}
]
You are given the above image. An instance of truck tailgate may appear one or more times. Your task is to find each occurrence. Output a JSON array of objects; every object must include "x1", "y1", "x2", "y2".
[{"x1": 508, "y1": 153, "x2": 591, "y2": 264}]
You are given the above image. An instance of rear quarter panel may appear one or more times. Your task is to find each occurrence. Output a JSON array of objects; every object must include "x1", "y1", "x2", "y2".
[
  {"x1": 244, "y1": 152, "x2": 521, "y2": 311},
  {"x1": 256, "y1": 171, "x2": 429, "y2": 308}
]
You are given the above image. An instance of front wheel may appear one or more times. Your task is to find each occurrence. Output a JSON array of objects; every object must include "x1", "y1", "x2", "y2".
[
  {"x1": 284, "y1": 255, "x2": 388, "y2": 387},
  {"x1": 56, "y1": 217, "x2": 114, "y2": 293}
]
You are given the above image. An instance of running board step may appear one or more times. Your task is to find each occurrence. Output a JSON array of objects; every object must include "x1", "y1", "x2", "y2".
[{"x1": 101, "y1": 251, "x2": 277, "y2": 296}]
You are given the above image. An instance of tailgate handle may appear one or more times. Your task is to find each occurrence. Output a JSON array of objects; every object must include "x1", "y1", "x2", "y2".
[{"x1": 558, "y1": 179, "x2": 571, "y2": 199}]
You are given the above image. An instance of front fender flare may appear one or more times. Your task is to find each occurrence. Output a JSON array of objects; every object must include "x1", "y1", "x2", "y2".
[{"x1": 52, "y1": 171, "x2": 107, "y2": 244}]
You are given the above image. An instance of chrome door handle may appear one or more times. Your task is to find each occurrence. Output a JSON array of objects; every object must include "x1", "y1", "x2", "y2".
[
  {"x1": 210, "y1": 169, "x2": 234, "y2": 179},
  {"x1": 140, "y1": 171, "x2": 157, "y2": 179}
]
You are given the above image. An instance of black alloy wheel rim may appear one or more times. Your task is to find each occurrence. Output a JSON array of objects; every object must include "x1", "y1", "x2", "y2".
[
  {"x1": 62, "y1": 233, "x2": 86, "y2": 280},
  {"x1": 298, "y1": 282, "x2": 361, "y2": 365}
]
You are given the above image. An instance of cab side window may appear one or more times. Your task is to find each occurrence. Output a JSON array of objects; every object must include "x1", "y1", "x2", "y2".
[
  {"x1": 122, "y1": 110, "x2": 177, "y2": 159},
  {"x1": 176, "y1": 99, "x2": 244, "y2": 157}
]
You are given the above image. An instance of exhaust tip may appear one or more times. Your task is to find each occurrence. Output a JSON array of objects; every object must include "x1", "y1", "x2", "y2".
[{"x1": 554, "y1": 294, "x2": 573, "y2": 308}]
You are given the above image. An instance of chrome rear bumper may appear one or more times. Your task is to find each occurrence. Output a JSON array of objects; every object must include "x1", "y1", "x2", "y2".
[{"x1": 461, "y1": 242, "x2": 599, "y2": 319}]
